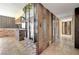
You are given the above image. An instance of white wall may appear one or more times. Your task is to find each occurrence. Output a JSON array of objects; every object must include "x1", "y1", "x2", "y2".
[{"x1": 0, "y1": 3, "x2": 26, "y2": 17}]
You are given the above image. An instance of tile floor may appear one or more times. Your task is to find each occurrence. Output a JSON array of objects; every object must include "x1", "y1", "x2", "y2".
[
  {"x1": 41, "y1": 36, "x2": 79, "y2": 55},
  {"x1": 1, "y1": 36, "x2": 79, "y2": 55},
  {"x1": 0, "y1": 37, "x2": 36, "y2": 55}
]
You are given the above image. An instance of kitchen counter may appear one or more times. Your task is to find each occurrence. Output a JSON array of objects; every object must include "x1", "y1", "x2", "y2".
[
  {"x1": 0, "y1": 28, "x2": 26, "y2": 30},
  {"x1": 0, "y1": 28, "x2": 26, "y2": 41}
]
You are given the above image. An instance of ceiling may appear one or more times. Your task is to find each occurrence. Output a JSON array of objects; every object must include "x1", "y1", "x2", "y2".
[
  {"x1": 0, "y1": 3, "x2": 79, "y2": 19},
  {"x1": 42, "y1": 3, "x2": 79, "y2": 19},
  {"x1": 0, "y1": 3, "x2": 26, "y2": 17}
]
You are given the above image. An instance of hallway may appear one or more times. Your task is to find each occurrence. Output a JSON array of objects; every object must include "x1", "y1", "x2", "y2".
[
  {"x1": 41, "y1": 36, "x2": 79, "y2": 55},
  {"x1": 0, "y1": 37, "x2": 36, "y2": 55},
  {"x1": 0, "y1": 3, "x2": 79, "y2": 55}
]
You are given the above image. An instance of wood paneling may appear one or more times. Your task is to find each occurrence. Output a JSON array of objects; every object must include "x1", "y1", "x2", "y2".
[
  {"x1": 0, "y1": 15, "x2": 16, "y2": 28},
  {"x1": 75, "y1": 7, "x2": 79, "y2": 48},
  {"x1": 36, "y1": 4, "x2": 53, "y2": 54},
  {"x1": 62, "y1": 22, "x2": 71, "y2": 35}
]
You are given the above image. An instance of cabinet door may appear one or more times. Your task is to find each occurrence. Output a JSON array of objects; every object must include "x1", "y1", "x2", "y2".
[{"x1": 19, "y1": 30, "x2": 25, "y2": 41}]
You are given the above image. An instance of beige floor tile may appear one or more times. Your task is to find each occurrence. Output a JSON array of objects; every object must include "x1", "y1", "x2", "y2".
[
  {"x1": 41, "y1": 36, "x2": 79, "y2": 55},
  {"x1": 0, "y1": 37, "x2": 36, "y2": 55}
]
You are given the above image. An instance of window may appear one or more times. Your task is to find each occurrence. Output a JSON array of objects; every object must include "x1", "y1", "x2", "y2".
[{"x1": 22, "y1": 22, "x2": 25, "y2": 29}]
